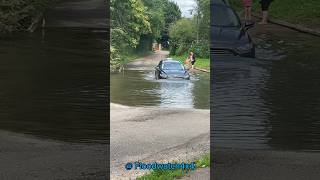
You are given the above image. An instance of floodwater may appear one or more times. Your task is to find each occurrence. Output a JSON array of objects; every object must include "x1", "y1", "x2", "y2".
[
  {"x1": 212, "y1": 29, "x2": 320, "y2": 151},
  {"x1": 0, "y1": 28, "x2": 108, "y2": 143},
  {"x1": 110, "y1": 70, "x2": 210, "y2": 109}
]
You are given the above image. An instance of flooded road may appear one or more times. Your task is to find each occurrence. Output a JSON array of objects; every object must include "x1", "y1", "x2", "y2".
[
  {"x1": 110, "y1": 70, "x2": 210, "y2": 109},
  {"x1": 0, "y1": 28, "x2": 108, "y2": 143},
  {"x1": 212, "y1": 26, "x2": 320, "y2": 151}
]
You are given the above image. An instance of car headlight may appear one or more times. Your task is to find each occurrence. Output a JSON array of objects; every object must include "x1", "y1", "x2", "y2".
[{"x1": 236, "y1": 43, "x2": 253, "y2": 51}]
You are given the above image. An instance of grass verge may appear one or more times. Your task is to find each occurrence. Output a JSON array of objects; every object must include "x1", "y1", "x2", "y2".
[
  {"x1": 137, "y1": 154, "x2": 210, "y2": 180},
  {"x1": 228, "y1": 0, "x2": 320, "y2": 30},
  {"x1": 170, "y1": 55, "x2": 210, "y2": 71}
]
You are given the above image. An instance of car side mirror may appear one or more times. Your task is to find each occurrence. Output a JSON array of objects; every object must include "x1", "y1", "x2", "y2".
[
  {"x1": 155, "y1": 66, "x2": 159, "y2": 70},
  {"x1": 243, "y1": 22, "x2": 254, "y2": 31}
]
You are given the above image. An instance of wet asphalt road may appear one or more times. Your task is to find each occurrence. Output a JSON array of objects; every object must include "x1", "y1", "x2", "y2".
[
  {"x1": 211, "y1": 20, "x2": 320, "y2": 179},
  {"x1": 0, "y1": 1, "x2": 108, "y2": 179}
]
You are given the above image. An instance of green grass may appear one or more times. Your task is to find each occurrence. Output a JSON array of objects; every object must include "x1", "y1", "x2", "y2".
[
  {"x1": 229, "y1": 0, "x2": 320, "y2": 29},
  {"x1": 196, "y1": 154, "x2": 210, "y2": 168},
  {"x1": 137, "y1": 154, "x2": 210, "y2": 180},
  {"x1": 170, "y1": 55, "x2": 210, "y2": 70}
]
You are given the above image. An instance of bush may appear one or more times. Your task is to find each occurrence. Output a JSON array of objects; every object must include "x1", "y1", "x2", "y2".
[
  {"x1": 189, "y1": 42, "x2": 209, "y2": 58},
  {"x1": 0, "y1": 0, "x2": 52, "y2": 33},
  {"x1": 168, "y1": 2, "x2": 210, "y2": 59}
]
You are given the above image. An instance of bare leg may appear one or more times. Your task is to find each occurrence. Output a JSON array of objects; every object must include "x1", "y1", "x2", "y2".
[
  {"x1": 248, "y1": 7, "x2": 252, "y2": 22},
  {"x1": 244, "y1": 8, "x2": 248, "y2": 22},
  {"x1": 259, "y1": 11, "x2": 268, "y2": 24}
]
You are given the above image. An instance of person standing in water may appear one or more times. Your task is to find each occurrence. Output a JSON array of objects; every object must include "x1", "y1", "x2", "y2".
[
  {"x1": 187, "y1": 52, "x2": 196, "y2": 69},
  {"x1": 242, "y1": 0, "x2": 252, "y2": 24}
]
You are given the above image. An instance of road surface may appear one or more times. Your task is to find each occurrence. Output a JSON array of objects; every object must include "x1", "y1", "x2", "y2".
[
  {"x1": 110, "y1": 103, "x2": 209, "y2": 179},
  {"x1": 0, "y1": 130, "x2": 107, "y2": 180},
  {"x1": 45, "y1": 0, "x2": 107, "y2": 28},
  {"x1": 125, "y1": 51, "x2": 169, "y2": 70}
]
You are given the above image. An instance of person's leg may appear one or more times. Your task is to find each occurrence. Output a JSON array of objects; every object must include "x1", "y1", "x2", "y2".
[
  {"x1": 261, "y1": 10, "x2": 268, "y2": 24},
  {"x1": 259, "y1": 1, "x2": 269, "y2": 24},
  {"x1": 244, "y1": 7, "x2": 248, "y2": 22},
  {"x1": 248, "y1": 6, "x2": 252, "y2": 22}
]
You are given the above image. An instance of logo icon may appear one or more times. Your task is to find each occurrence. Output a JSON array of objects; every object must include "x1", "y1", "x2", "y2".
[{"x1": 125, "y1": 163, "x2": 133, "y2": 170}]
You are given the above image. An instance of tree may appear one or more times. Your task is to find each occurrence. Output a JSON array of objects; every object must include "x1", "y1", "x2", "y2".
[
  {"x1": 161, "y1": 1, "x2": 181, "y2": 48},
  {"x1": 168, "y1": 0, "x2": 209, "y2": 58},
  {"x1": 169, "y1": 18, "x2": 196, "y2": 55},
  {"x1": 111, "y1": 0, "x2": 151, "y2": 49},
  {"x1": 110, "y1": 0, "x2": 151, "y2": 70},
  {"x1": 0, "y1": 0, "x2": 51, "y2": 33},
  {"x1": 110, "y1": 0, "x2": 182, "y2": 71}
]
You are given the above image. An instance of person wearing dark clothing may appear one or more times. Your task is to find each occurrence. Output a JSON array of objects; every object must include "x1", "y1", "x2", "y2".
[
  {"x1": 188, "y1": 52, "x2": 196, "y2": 69},
  {"x1": 259, "y1": 0, "x2": 274, "y2": 24}
]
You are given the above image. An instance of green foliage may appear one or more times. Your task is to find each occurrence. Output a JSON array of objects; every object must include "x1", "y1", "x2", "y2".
[
  {"x1": 189, "y1": 42, "x2": 209, "y2": 58},
  {"x1": 169, "y1": 18, "x2": 196, "y2": 55},
  {"x1": 160, "y1": 1, "x2": 181, "y2": 46},
  {"x1": 137, "y1": 169, "x2": 186, "y2": 180},
  {"x1": 137, "y1": 154, "x2": 211, "y2": 180},
  {"x1": 228, "y1": 0, "x2": 242, "y2": 11},
  {"x1": 110, "y1": 0, "x2": 181, "y2": 72},
  {"x1": 229, "y1": 0, "x2": 320, "y2": 29},
  {"x1": 110, "y1": 0, "x2": 152, "y2": 71},
  {"x1": 111, "y1": 0, "x2": 151, "y2": 49},
  {"x1": 0, "y1": 0, "x2": 52, "y2": 33},
  {"x1": 196, "y1": 154, "x2": 210, "y2": 168},
  {"x1": 195, "y1": 0, "x2": 210, "y2": 40},
  {"x1": 171, "y1": 55, "x2": 210, "y2": 70},
  {"x1": 169, "y1": 0, "x2": 210, "y2": 59}
]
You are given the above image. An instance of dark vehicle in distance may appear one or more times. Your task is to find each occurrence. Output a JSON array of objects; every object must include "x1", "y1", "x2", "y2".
[
  {"x1": 211, "y1": 3, "x2": 255, "y2": 58},
  {"x1": 155, "y1": 59, "x2": 190, "y2": 80}
]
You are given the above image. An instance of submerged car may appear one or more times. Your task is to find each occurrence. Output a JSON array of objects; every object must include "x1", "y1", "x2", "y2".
[
  {"x1": 211, "y1": 3, "x2": 255, "y2": 58},
  {"x1": 155, "y1": 59, "x2": 190, "y2": 80}
]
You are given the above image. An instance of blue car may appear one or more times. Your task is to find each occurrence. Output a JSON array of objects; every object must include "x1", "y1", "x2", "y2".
[{"x1": 155, "y1": 59, "x2": 190, "y2": 80}]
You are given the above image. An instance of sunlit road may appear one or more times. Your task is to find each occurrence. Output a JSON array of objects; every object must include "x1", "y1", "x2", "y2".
[{"x1": 110, "y1": 104, "x2": 209, "y2": 179}]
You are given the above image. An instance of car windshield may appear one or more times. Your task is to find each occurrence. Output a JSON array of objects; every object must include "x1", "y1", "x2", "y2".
[
  {"x1": 211, "y1": 5, "x2": 240, "y2": 27},
  {"x1": 162, "y1": 61, "x2": 184, "y2": 70}
]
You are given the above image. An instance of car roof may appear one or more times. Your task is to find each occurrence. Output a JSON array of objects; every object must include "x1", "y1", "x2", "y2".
[{"x1": 162, "y1": 59, "x2": 180, "y2": 63}]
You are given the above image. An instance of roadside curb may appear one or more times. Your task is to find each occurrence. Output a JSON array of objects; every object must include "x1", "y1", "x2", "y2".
[
  {"x1": 194, "y1": 68, "x2": 210, "y2": 73},
  {"x1": 252, "y1": 13, "x2": 320, "y2": 37}
]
